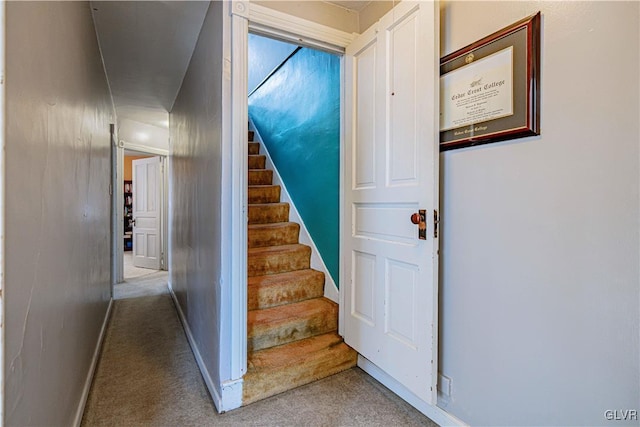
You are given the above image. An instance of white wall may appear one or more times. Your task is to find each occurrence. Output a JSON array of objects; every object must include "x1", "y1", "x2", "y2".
[
  {"x1": 438, "y1": 2, "x2": 639, "y2": 425},
  {"x1": 169, "y1": 0, "x2": 234, "y2": 406},
  {"x1": 254, "y1": 0, "x2": 359, "y2": 34},
  {"x1": 358, "y1": 1, "x2": 393, "y2": 34},
  {"x1": 4, "y1": 2, "x2": 113, "y2": 425}
]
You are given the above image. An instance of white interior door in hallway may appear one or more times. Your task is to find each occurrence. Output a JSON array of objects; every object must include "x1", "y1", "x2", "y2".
[
  {"x1": 132, "y1": 156, "x2": 162, "y2": 269},
  {"x1": 343, "y1": 1, "x2": 440, "y2": 405}
]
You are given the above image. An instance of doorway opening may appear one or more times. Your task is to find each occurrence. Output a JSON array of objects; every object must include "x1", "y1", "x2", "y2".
[
  {"x1": 229, "y1": 2, "x2": 445, "y2": 422},
  {"x1": 114, "y1": 147, "x2": 169, "y2": 299},
  {"x1": 247, "y1": 33, "x2": 341, "y2": 298}
]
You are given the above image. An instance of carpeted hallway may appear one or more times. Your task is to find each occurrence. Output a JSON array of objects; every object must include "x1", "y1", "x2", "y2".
[{"x1": 81, "y1": 274, "x2": 437, "y2": 426}]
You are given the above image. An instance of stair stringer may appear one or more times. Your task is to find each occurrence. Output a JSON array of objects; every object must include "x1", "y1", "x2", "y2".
[{"x1": 248, "y1": 119, "x2": 339, "y2": 303}]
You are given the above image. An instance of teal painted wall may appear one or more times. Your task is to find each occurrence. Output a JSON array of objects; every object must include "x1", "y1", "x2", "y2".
[
  {"x1": 249, "y1": 48, "x2": 340, "y2": 285},
  {"x1": 248, "y1": 34, "x2": 298, "y2": 94}
]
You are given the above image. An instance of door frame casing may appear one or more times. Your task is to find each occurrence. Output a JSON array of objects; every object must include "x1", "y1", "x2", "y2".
[
  {"x1": 226, "y1": 0, "x2": 355, "y2": 409},
  {"x1": 227, "y1": 3, "x2": 460, "y2": 425},
  {"x1": 113, "y1": 141, "x2": 168, "y2": 284}
]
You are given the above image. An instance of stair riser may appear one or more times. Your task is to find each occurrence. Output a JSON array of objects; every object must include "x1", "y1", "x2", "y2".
[
  {"x1": 249, "y1": 155, "x2": 266, "y2": 169},
  {"x1": 248, "y1": 246, "x2": 310, "y2": 277},
  {"x1": 248, "y1": 186, "x2": 281, "y2": 204},
  {"x1": 248, "y1": 142, "x2": 260, "y2": 155},
  {"x1": 248, "y1": 270, "x2": 324, "y2": 310},
  {"x1": 248, "y1": 301, "x2": 337, "y2": 352},
  {"x1": 248, "y1": 223, "x2": 299, "y2": 248},
  {"x1": 248, "y1": 130, "x2": 255, "y2": 141},
  {"x1": 248, "y1": 203, "x2": 289, "y2": 224},
  {"x1": 248, "y1": 170, "x2": 273, "y2": 185}
]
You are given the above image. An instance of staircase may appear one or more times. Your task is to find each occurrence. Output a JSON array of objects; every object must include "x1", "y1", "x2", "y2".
[{"x1": 243, "y1": 130, "x2": 357, "y2": 405}]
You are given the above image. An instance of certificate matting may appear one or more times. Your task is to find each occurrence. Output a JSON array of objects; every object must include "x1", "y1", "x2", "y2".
[
  {"x1": 440, "y1": 46, "x2": 514, "y2": 131},
  {"x1": 439, "y1": 12, "x2": 540, "y2": 150}
]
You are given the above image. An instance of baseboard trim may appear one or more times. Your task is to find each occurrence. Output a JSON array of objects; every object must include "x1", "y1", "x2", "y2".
[
  {"x1": 168, "y1": 282, "x2": 243, "y2": 413},
  {"x1": 73, "y1": 298, "x2": 114, "y2": 427},
  {"x1": 357, "y1": 355, "x2": 467, "y2": 427},
  {"x1": 220, "y1": 378, "x2": 243, "y2": 412}
]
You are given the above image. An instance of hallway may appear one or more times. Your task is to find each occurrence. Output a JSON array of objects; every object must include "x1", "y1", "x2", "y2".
[{"x1": 81, "y1": 273, "x2": 436, "y2": 426}]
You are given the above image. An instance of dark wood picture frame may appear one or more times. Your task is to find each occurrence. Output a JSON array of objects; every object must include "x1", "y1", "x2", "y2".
[{"x1": 440, "y1": 12, "x2": 541, "y2": 151}]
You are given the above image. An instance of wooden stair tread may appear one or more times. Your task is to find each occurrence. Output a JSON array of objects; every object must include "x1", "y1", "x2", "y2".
[
  {"x1": 248, "y1": 184, "x2": 280, "y2": 189},
  {"x1": 248, "y1": 221, "x2": 297, "y2": 229},
  {"x1": 248, "y1": 269, "x2": 324, "y2": 310},
  {"x1": 248, "y1": 297, "x2": 337, "y2": 351},
  {"x1": 248, "y1": 244, "x2": 311, "y2": 276},
  {"x1": 248, "y1": 155, "x2": 266, "y2": 170},
  {"x1": 248, "y1": 169, "x2": 273, "y2": 185},
  {"x1": 247, "y1": 332, "x2": 349, "y2": 369},
  {"x1": 248, "y1": 297, "x2": 336, "y2": 326},
  {"x1": 248, "y1": 142, "x2": 260, "y2": 155},
  {"x1": 248, "y1": 203, "x2": 290, "y2": 224},
  {"x1": 243, "y1": 332, "x2": 357, "y2": 405},
  {"x1": 248, "y1": 243, "x2": 310, "y2": 256},
  {"x1": 248, "y1": 222, "x2": 300, "y2": 248},
  {"x1": 248, "y1": 185, "x2": 281, "y2": 204},
  {"x1": 248, "y1": 202, "x2": 288, "y2": 207}
]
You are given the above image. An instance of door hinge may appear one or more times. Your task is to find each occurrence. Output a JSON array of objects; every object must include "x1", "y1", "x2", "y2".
[
  {"x1": 433, "y1": 209, "x2": 439, "y2": 238},
  {"x1": 109, "y1": 184, "x2": 113, "y2": 196}
]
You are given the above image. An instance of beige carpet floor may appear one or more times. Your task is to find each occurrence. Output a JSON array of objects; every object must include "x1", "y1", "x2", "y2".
[
  {"x1": 114, "y1": 270, "x2": 169, "y2": 300},
  {"x1": 81, "y1": 275, "x2": 437, "y2": 427},
  {"x1": 123, "y1": 252, "x2": 161, "y2": 279}
]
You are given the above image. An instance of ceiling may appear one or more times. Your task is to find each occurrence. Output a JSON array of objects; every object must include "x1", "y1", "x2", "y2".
[
  {"x1": 91, "y1": 1, "x2": 368, "y2": 132},
  {"x1": 91, "y1": 1, "x2": 209, "y2": 129},
  {"x1": 325, "y1": 1, "x2": 372, "y2": 12}
]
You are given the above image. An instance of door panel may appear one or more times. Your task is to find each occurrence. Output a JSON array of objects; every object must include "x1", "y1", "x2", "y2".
[
  {"x1": 133, "y1": 156, "x2": 161, "y2": 269},
  {"x1": 388, "y1": 11, "x2": 419, "y2": 186},
  {"x1": 352, "y1": 250, "x2": 376, "y2": 325},
  {"x1": 343, "y1": 1, "x2": 439, "y2": 404},
  {"x1": 354, "y1": 39, "x2": 378, "y2": 189}
]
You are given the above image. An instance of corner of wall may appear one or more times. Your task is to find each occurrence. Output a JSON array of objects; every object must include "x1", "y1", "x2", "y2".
[
  {"x1": 72, "y1": 299, "x2": 113, "y2": 427},
  {"x1": 0, "y1": 1, "x2": 6, "y2": 422},
  {"x1": 168, "y1": 286, "x2": 227, "y2": 412}
]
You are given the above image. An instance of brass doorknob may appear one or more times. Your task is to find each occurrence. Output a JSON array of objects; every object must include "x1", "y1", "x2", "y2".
[{"x1": 410, "y1": 213, "x2": 420, "y2": 224}]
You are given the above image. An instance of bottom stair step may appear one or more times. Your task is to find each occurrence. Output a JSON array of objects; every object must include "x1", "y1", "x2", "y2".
[{"x1": 243, "y1": 332, "x2": 357, "y2": 405}]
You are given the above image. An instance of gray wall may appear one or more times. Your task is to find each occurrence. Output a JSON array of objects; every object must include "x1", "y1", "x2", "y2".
[
  {"x1": 169, "y1": 0, "x2": 228, "y2": 396},
  {"x1": 4, "y1": 2, "x2": 114, "y2": 425},
  {"x1": 438, "y1": 2, "x2": 640, "y2": 425}
]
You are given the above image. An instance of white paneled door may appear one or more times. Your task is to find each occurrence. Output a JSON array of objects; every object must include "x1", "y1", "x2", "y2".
[
  {"x1": 343, "y1": 1, "x2": 439, "y2": 404},
  {"x1": 132, "y1": 156, "x2": 161, "y2": 269}
]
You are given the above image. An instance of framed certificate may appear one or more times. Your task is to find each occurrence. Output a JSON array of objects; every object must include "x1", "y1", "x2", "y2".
[{"x1": 440, "y1": 12, "x2": 541, "y2": 150}]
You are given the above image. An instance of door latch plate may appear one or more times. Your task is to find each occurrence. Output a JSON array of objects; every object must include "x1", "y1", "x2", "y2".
[{"x1": 418, "y1": 209, "x2": 426, "y2": 240}]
